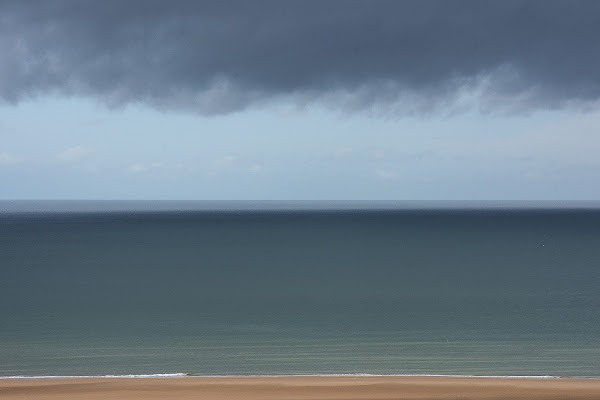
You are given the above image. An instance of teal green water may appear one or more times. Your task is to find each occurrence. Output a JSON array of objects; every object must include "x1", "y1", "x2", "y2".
[{"x1": 1, "y1": 203, "x2": 599, "y2": 377}]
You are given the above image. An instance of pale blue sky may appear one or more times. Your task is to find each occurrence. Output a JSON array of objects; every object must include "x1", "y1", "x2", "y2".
[{"x1": 1, "y1": 96, "x2": 599, "y2": 200}]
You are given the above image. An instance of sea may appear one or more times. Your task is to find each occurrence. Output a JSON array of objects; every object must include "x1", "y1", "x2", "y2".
[{"x1": 1, "y1": 200, "x2": 599, "y2": 378}]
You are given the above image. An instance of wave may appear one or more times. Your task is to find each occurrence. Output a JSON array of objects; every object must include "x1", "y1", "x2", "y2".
[
  {"x1": 192, "y1": 373, "x2": 563, "y2": 379},
  {"x1": 0, "y1": 373, "x2": 569, "y2": 380},
  {"x1": 0, "y1": 373, "x2": 187, "y2": 380}
]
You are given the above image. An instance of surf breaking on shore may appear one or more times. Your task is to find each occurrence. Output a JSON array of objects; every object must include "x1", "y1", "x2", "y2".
[{"x1": 0, "y1": 372, "x2": 567, "y2": 380}]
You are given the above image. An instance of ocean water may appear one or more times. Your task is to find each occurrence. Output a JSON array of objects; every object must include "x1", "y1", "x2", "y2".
[{"x1": 1, "y1": 201, "x2": 599, "y2": 378}]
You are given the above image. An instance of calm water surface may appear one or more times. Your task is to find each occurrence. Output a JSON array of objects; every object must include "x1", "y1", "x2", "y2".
[{"x1": 1, "y1": 202, "x2": 599, "y2": 377}]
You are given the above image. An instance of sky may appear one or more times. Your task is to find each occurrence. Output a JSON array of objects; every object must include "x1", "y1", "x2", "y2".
[{"x1": 1, "y1": 0, "x2": 600, "y2": 200}]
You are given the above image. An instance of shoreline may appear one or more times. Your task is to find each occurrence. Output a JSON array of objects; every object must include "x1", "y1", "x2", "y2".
[
  {"x1": 1, "y1": 373, "x2": 586, "y2": 380},
  {"x1": 2, "y1": 375, "x2": 600, "y2": 400}
]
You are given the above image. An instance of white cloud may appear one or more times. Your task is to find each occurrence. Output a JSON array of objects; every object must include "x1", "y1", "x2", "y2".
[
  {"x1": 333, "y1": 146, "x2": 353, "y2": 159},
  {"x1": 376, "y1": 169, "x2": 397, "y2": 179},
  {"x1": 125, "y1": 161, "x2": 186, "y2": 174},
  {"x1": 126, "y1": 163, "x2": 148, "y2": 173},
  {"x1": 249, "y1": 163, "x2": 264, "y2": 174},
  {"x1": 211, "y1": 155, "x2": 236, "y2": 170},
  {"x1": 57, "y1": 146, "x2": 93, "y2": 164},
  {"x1": 0, "y1": 152, "x2": 24, "y2": 165}
]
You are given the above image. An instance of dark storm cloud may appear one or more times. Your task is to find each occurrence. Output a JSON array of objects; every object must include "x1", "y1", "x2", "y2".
[{"x1": 1, "y1": 0, "x2": 599, "y2": 114}]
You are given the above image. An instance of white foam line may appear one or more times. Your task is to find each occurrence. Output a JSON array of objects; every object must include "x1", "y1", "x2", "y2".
[
  {"x1": 0, "y1": 373, "x2": 187, "y2": 380},
  {"x1": 2, "y1": 373, "x2": 597, "y2": 380},
  {"x1": 187, "y1": 373, "x2": 562, "y2": 379}
]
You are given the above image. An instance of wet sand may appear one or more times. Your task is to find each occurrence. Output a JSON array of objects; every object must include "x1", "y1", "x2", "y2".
[{"x1": 1, "y1": 375, "x2": 600, "y2": 400}]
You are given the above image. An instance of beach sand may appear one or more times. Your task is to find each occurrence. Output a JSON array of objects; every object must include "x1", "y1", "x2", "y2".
[{"x1": 1, "y1": 375, "x2": 600, "y2": 400}]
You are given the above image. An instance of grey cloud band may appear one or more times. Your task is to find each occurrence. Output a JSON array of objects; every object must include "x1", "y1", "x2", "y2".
[{"x1": 1, "y1": 0, "x2": 599, "y2": 114}]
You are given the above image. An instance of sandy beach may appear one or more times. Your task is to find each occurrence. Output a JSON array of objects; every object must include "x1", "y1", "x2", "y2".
[{"x1": 1, "y1": 375, "x2": 600, "y2": 400}]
